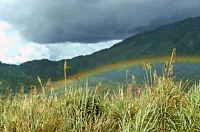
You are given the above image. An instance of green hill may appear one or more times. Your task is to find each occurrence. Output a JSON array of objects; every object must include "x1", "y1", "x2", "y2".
[{"x1": 1, "y1": 16, "x2": 200, "y2": 92}]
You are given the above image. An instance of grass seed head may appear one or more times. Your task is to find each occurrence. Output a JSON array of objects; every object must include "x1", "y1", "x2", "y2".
[
  {"x1": 136, "y1": 87, "x2": 141, "y2": 96},
  {"x1": 64, "y1": 60, "x2": 70, "y2": 70},
  {"x1": 19, "y1": 86, "x2": 24, "y2": 94},
  {"x1": 74, "y1": 74, "x2": 81, "y2": 81},
  {"x1": 172, "y1": 48, "x2": 176, "y2": 56},
  {"x1": 146, "y1": 62, "x2": 151, "y2": 70},
  {"x1": 131, "y1": 74, "x2": 136, "y2": 85},
  {"x1": 96, "y1": 81, "x2": 103, "y2": 91}
]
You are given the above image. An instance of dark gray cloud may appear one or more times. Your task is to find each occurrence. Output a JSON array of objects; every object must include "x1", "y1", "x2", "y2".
[{"x1": 1, "y1": 0, "x2": 200, "y2": 43}]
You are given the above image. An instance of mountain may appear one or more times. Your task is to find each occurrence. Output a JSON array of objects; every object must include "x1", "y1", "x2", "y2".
[{"x1": 1, "y1": 16, "x2": 200, "y2": 92}]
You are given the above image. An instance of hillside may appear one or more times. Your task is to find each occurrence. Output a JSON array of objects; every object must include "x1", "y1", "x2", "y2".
[{"x1": 1, "y1": 16, "x2": 200, "y2": 92}]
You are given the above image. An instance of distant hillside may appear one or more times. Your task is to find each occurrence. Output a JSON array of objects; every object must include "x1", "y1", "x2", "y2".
[{"x1": 1, "y1": 16, "x2": 200, "y2": 92}]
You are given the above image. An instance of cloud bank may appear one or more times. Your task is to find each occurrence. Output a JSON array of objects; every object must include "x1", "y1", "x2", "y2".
[
  {"x1": 0, "y1": 21, "x2": 119, "y2": 64},
  {"x1": 0, "y1": 0, "x2": 200, "y2": 43}
]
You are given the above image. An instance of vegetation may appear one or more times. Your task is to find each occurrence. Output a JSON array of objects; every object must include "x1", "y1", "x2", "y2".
[
  {"x1": 1, "y1": 16, "x2": 200, "y2": 92},
  {"x1": 0, "y1": 49, "x2": 200, "y2": 131}
]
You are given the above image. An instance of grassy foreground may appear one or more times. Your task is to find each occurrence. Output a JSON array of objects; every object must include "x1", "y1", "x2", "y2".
[
  {"x1": 0, "y1": 49, "x2": 200, "y2": 132},
  {"x1": 0, "y1": 75, "x2": 200, "y2": 131}
]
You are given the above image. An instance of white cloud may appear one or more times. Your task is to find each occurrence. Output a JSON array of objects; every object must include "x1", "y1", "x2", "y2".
[
  {"x1": 0, "y1": 0, "x2": 16, "y2": 4},
  {"x1": 0, "y1": 21, "x2": 51, "y2": 64},
  {"x1": 46, "y1": 40, "x2": 120, "y2": 61},
  {"x1": 0, "y1": 21, "x2": 120, "y2": 65}
]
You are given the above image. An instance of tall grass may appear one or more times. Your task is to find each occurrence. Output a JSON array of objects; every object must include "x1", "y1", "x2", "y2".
[{"x1": 0, "y1": 49, "x2": 200, "y2": 131}]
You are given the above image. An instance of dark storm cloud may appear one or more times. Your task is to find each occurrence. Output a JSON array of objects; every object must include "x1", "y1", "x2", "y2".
[{"x1": 0, "y1": 0, "x2": 200, "y2": 43}]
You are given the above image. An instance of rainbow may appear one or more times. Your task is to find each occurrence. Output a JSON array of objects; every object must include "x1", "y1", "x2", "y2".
[{"x1": 52, "y1": 56, "x2": 200, "y2": 89}]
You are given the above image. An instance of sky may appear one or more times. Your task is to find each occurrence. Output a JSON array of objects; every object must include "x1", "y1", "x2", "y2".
[{"x1": 0, "y1": 0, "x2": 200, "y2": 65}]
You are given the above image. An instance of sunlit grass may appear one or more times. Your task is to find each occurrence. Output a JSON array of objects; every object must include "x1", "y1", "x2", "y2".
[{"x1": 0, "y1": 49, "x2": 200, "y2": 131}]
